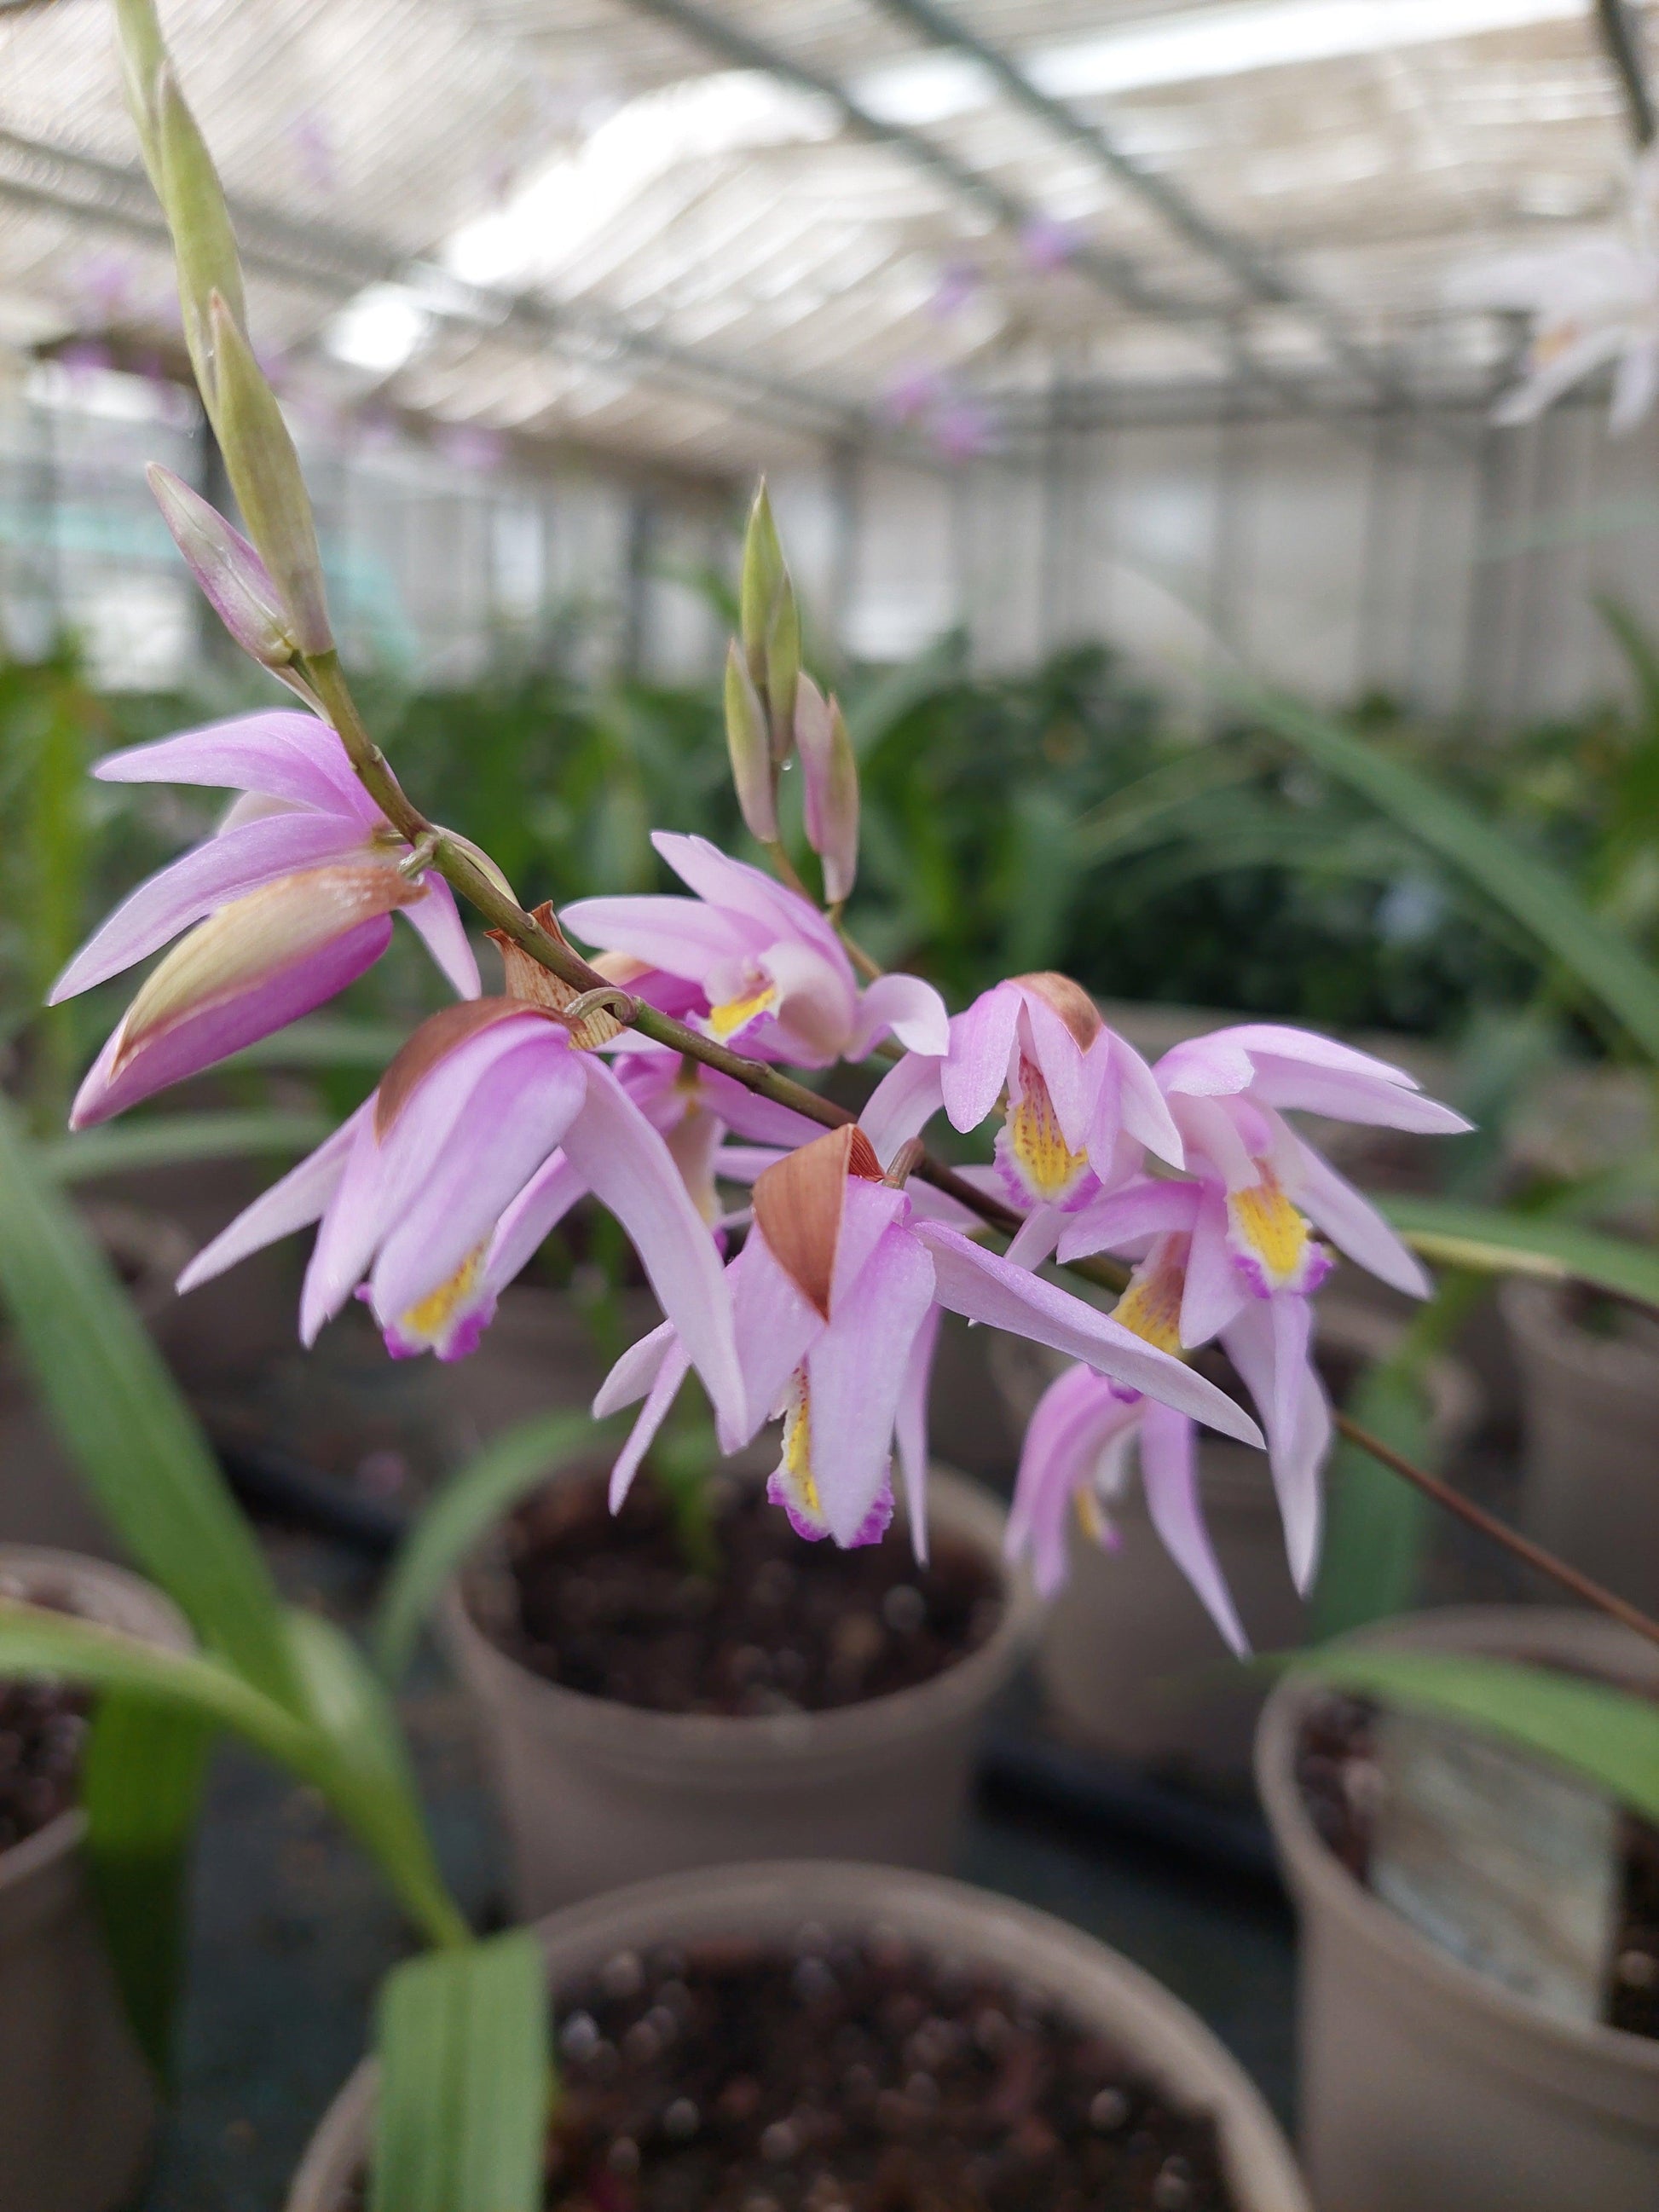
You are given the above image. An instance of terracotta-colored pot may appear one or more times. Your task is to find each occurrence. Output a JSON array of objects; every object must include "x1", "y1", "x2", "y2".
[
  {"x1": 0, "y1": 1205, "x2": 195, "y2": 1561},
  {"x1": 1257, "y1": 1606, "x2": 1659, "y2": 2212},
  {"x1": 1504, "y1": 1278, "x2": 1659, "y2": 1614},
  {"x1": 445, "y1": 1467, "x2": 1038, "y2": 1917},
  {"x1": 285, "y1": 1857, "x2": 1312, "y2": 2212},
  {"x1": 0, "y1": 1545, "x2": 193, "y2": 2212},
  {"x1": 993, "y1": 1300, "x2": 1479, "y2": 1791}
]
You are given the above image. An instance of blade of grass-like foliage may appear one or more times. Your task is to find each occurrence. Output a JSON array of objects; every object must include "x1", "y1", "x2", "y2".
[
  {"x1": 42, "y1": 1108, "x2": 333, "y2": 1183},
  {"x1": 371, "y1": 1929, "x2": 551, "y2": 2212},
  {"x1": 82, "y1": 1693, "x2": 211, "y2": 2080},
  {"x1": 372, "y1": 1412, "x2": 607, "y2": 1681},
  {"x1": 846, "y1": 633, "x2": 963, "y2": 756},
  {"x1": 283, "y1": 1610, "x2": 466, "y2": 1946},
  {"x1": 1300, "y1": 1649, "x2": 1659, "y2": 1822},
  {"x1": 1379, "y1": 1194, "x2": 1659, "y2": 1307},
  {"x1": 1232, "y1": 683, "x2": 1659, "y2": 1063},
  {"x1": 0, "y1": 1091, "x2": 301, "y2": 1707},
  {"x1": 1310, "y1": 1362, "x2": 1433, "y2": 1642},
  {"x1": 228, "y1": 1016, "x2": 413, "y2": 1069},
  {"x1": 0, "y1": 1603, "x2": 466, "y2": 1948}
]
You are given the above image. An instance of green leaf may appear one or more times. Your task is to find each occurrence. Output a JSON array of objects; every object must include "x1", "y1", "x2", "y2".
[
  {"x1": 0, "y1": 1091, "x2": 302, "y2": 1708},
  {"x1": 1299, "y1": 1649, "x2": 1659, "y2": 1823},
  {"x1": 229, "y1": 1017, "x2": 413, "y2": 1069},
  {"x1": 1309, "y1": 1364, "x2": 1432, "y2": 1641},
  {"x1": 1379, "y1": 1194, "x2": 1659, "y2": 1306},
  {"x1": 371, "y1": 1930, "x2": 551, "y2": 2212},
  {"x1": 41, "y1": 1108, "x2": 333, "y2": 1184},
  {"x1": 284, "y1": 1612, "x2": 467, "y2": 1949},
  {"x1": 372, "y1": 1412, "x2": 606, "y2": 1682},
  {"x1": 82, "y1": 1693, "x2": 211, "y2": 2081},
  {"x1": 1232, "y1": 683, "x2": 1659, "y2": 1064},
  {"x1": 0, "y1": 1603, "x2": 466, "y2": 1950}
]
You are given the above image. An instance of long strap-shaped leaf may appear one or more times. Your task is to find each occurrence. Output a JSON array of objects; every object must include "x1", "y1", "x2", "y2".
[
  {"x1": 0, "y1": 1091, "x2": 302, "y2": 1708},
  {"x1": 41, "y1": 1108, "x2": 334, "y2": 1183},
  {"x1": 1234, "y1": 684, "x2": 1659, "y2": 1065},
  {"x1": 372, "y1": 1929, "x2": 551, "y2": 2212},
  {"x1": 0, "y1": 1603, "x2": 467, "y2": 1949},
  {"x1": 1381, "y1": 1194, "x2": 1659, "y2": 1307},
  {"x1": 1302, "y1": 1650, "x2": 1659, "y2": 1824},
  {"x1": 372, "y1": 1411, "x2": 613, "y2": 1682}
]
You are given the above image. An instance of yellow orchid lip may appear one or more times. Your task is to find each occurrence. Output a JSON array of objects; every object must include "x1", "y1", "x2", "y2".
[
  {"x1": 707, "y1": 982, "x2": 778, "y2": 1040},
  {"x1": 1003, "y1": 1057, "x2": 1090, "y2": 1204},
  {"x1": 1226, "y1": 1168, "x2": 1315, "y2": 1290},
  {"x1": 780, "y1": 1370, "x2": 822, "y2": 1522},
  {"x1": 1111, "y1": 1237, "x2": 1187, "y2": 1356},
  {"x1": 399, "y1": 1245, "x2": 488, "y2": 1348}
]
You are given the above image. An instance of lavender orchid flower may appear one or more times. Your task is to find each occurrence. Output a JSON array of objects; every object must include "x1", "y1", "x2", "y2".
[
  {"x1": 860, "y1": 973, "x2": 1183, "y2": 1263},
  {"x1": 51, "y1": 712, "x2": 479, "y2": 1125},
  {"x1": 562, "y1": 833, "x2": 947, "y2": 1069},
  {"x1": 176, "y1": 994, "x2": 745, "y2": 1435},
  {"x1": 595, "y1": 1123, "x2": 1263, "y2": 1557},
  {"x1": 605, "y1": 1036, "x2": 825, "y2": 1226},
  {"x1": 1020, "y1": 1022, "x2": 1469, "y2": 1635}
]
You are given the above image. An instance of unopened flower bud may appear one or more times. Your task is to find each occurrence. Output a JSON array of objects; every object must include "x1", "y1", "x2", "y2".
[
  {"x1": 147, "y1": 465, "x2": 297, "y2": 667},
  {"x1": 795, "y1": 675, "x2": 859, "y2": 904},
  {"x1": 725, "y1": 638, "x2": 777, "y2": 843},
  {"x1": 154, "y1": 61, "x2": 246, "y2": 402},
  {"x1": 738, "y1": 480, "x2": 799, "y2": 757},
  {"x1": 208, "y1": 293, "x2": 333, "y2": 656}
]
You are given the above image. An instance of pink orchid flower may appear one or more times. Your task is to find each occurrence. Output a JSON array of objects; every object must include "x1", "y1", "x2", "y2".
[
  {"x1": 605, "y1": 1035, "x2": 826, "y2": 1227},
  {"x1": 176, "y1": 996, "x2": 744, "y2": 1435},
  {"x1": 562, "y1": 833, "x2": 947, "y2": 1068},
  {"x1": 860, "y1": 973, "x2": 1183, "y2": 1262},
  {"x1": 595, "y1": 1123, "x2": 1263, "y2": 1556},
  {"x1": 1008, "y1": 1362, "x2": 1247, "y2": 1654},
  {"x1": 52, "y1": 712, "x2": 479, "y2": 1126}
]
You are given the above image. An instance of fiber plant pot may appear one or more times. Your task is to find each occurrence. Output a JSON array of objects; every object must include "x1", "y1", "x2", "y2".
[
  {"x1": 1257, "y1": 1606, "x2": 1659, "y2": 2212},
  {"x1": 1503, "y1": 1278, "x2": 1659, "y2": 1615},
  {"x1": 445, "y1": 1467, "x2": 1039, "y2": 1918},
  {"x1": 994, "y1": 1301, "x2": 1478, "y2": 1793},
  {"x1": 0, "y1": 1545, "x2": 193, "y2": 2212},
  {"x1": 285, "y1": 1858, "x2": 1312, "y2": 2212},
  {"x1": 0, "y1": 1204, "x2": 194, "y2": 1560}
]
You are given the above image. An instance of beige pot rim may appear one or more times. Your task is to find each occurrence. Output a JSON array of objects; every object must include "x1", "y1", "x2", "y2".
[
  {"x1": 1256, "y1": 1605, "x2": 1659, "y2": 2088},
  {"x1": 286, "y1": 1858, "x2": 1310, "y2": 2212},
  {"x1": 445, "y1": 1463, "x2": 1040, "y2": 1773}
]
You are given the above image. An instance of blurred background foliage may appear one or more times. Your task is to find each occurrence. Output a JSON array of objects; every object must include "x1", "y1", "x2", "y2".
[{"x1": 9, "y1": 595, "x2": 1659, "y2": 1105}]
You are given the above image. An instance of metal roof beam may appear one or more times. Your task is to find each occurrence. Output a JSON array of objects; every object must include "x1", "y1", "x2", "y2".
[
  {"x1": 616, "y1": 0, "x2": 1389, "y2": 423},
  {"x1": 0, "y1": 125, "x2": 873, "y2": 444},
  {"x1": 862, "y1": 0, "x2": 1398, "y2": 401}
]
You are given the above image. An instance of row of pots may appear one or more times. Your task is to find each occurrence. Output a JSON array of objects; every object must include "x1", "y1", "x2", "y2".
[{"x1": 8, "y1": 1516, "x2": 1659, "y2": 2211}]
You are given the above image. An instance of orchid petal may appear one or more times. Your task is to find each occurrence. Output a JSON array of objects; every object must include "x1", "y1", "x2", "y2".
[
  {"x1": 940, "y1": 985, "x2": 1020, "y2": 1132},
  {"x1": 1221, "y1": 1297, "x2": 1330, "y2": 1592},
  {"x1": 593, "y1": 1318, "x2": 677, "y2": 1418},
  {"x1": 1178, "y1": 1187, "x2": 1251, "y2": 1346},
  {"x1": 175, "y1": 1102, "x2": 368, "y2": 1295},
  {"x1": 1059, "y1": 1176, "x2": 1199, "y2": 1262},
  {"x1": 1017, "y1": 988, "x2": 1100, "y2": 1152},
  {"x1": 91, "y1": 711, "x2": 376, "y2": 823},
  {"x1": 850, "y1": 973, "x2": 950, "y2": 1060},
  {"x1": 1285, "y1": 1133, "x2": 1432, "y2": 1297},
  {"x1": 859, "y1": 1051, "x2": 945, "y2": 1168},
  {"x1": 559, "y1": 895, "x2": 761, "y2": 980},
  {"x1": 50, "y1": 811, "x2": 366, "y2": 1002},
  {"x1": 1139, "y1": 1401, "x2": 1248, "y2": 1655},
  {"x1": 1156, "y1": 1032, "x2": 1257, "y2": 1097},
  {"x1": 915, "y1": 1221, "x2": 1262, "y2": 1446},
  {"x1": 300, "y1": 1111, "x2": 389, "y2": 1343},
  {"x1": 1010, "y1": 1364, "x2": 1131, "y2": 1597},
  {"x1": 802, "y1": 1223, "x2": 936, "y2": 1547},
  {"x1": 1004, "y1": 1206, "x2": 1062, "y2": 1271},
  {"x1": 1106, "y1": 1035, "x2": 1186, "y2": 1168},
  {"x1": 561, "y1": 1057, "x2": 745, "y2": 1441},
  {"x1": 398, "y1": 875, "x2": 481, "y2": 999},
  {"x1": 609, "y1": 1341, "x2": 691, "y2": 1513},
  {"x1": 1245, "y1": 1059, "x2": 1470, "y2": 1133},
  {"x1": 72, "y1": 914, "x2": 393, "y2": 1129},
  {"x1": 756, "y1": 936, "x2": 859, "y2": 1062},
  {"x1": 894, "y1": 1302, "x2": 940, "y2": 1564},
  {"x1": 651, "y1": 831, "x2": 850, "y2": 978},
  {"x1": 729, "y1": 1233, "x2": 822, "y2": 1449}
]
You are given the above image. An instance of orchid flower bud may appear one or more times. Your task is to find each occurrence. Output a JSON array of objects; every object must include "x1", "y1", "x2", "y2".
[
  {"x1": 208, "y1": 293, "x2": 334, "y2": 655},
  {"x1": 147, "y1": 465, "x2": 297, "y2": 668},
  {"x1": 724, "y1": 638, "x2": 777, "y2": 843},
  {"x1": 795, "y1": 674, "x2": 859, "y2": 904},
  {"x1": 154, "y1": 61, "x2": 246, "y2": 401},
  {"x1": 70, "y1": 858, "x2": 425, "y2": 1128},
  {"x1": 738, "y1": 480, "x2": 798, "y2": 758}
]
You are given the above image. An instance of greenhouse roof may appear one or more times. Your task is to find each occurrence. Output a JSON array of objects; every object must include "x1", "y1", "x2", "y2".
[{"x1": 0, "y1": 0, "x2": 1648, "y2": 472}]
